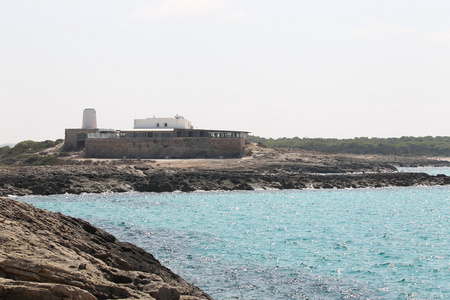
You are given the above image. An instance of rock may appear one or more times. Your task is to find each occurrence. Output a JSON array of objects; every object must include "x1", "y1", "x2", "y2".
[
  {"x1": 0, "y1": 278, "x2": 97, "y2": 300},
  {"x1": 156, "y1": 286, "x2": 180, "y2": 300},
  {"x1": 0, "y1": 197, "x2": 212, "y2": 300},
  {"x1": 0, "y1": 149, "x2": 449, "y2": 196}
]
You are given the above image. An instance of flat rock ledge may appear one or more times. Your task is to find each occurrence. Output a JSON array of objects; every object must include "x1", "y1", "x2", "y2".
[
  {"x1": 0, "y1": 197, "x2": 212, "y2": 300},
  {"x1": 0, "y1": 165, "x2": 449, "y2": 196}
]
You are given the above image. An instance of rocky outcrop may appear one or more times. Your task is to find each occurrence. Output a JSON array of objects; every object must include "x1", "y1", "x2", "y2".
[
  {"x1": 1, "y1": 146, "x2": 450, "y2": 196},
  {"x1": 0, "y1": 197, "x2": 212, "y2": 300},
  {"x1": 0, "y1": 165, "x2": 449, "y2": 196}
]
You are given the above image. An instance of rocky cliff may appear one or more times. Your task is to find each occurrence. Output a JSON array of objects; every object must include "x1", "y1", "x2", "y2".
[{"x1": 0, "y1": 197, "x2": 212, "y2": 300}]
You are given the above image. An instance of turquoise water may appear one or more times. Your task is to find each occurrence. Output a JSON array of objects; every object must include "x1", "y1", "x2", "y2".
[{"x1": 19, "y1": 186, "x2": 449, "y2": 299}]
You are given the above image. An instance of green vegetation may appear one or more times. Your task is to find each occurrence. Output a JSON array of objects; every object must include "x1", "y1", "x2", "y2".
[
  {"x1": 0, "y1": 139, "x2": 64, "y2": 165},
  {"x1": 248, "y1": 136, "x2": 450, "y2": 157}
]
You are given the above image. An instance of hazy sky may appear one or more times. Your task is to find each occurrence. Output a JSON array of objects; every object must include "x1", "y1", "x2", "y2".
[{"x1": 1, "y1": 0, "x2": 449, "y2": 143}]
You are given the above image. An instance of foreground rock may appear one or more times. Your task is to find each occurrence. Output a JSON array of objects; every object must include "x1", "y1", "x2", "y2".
[{"x1": 0, "y1": 197, "x2": 212, "y2": 300}]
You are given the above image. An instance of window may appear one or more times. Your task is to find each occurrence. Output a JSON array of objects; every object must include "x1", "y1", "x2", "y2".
[
  {"x1": 76, "y1": 133, "x2": 87, "y2": 141},
  {"x1": 156, "y1": 123, "x2": 160, "y2": 128},
  {"x1": 164, "y1": 123, "x2": 168, "y2": 127},
  {"x1": 154, "y1": 133, "x2": 159, "y2": 138}
]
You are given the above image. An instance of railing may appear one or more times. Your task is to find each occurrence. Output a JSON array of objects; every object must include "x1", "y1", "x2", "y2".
[
  {"x1": 88, "y1": 132, "x2": 119, "y2": 139},
  {"x1": 88, "y1": 131, "x2": 248, "y2": 139}
]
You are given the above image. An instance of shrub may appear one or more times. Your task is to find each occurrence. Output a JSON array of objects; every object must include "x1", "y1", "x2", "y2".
[
  {"x1": 248, "y1": 136, "x2": 450, "y2": 157},
  {"x1": 34, "y1": 156, "x2": 62, "y2": 165},
  {"x1": 58, "y1": 152, "x2": 71, "y2": 157},
  {"x1": 0, "y1": 139, "x2": 64, "y2": 165},
  {"x1": 24, "y1": 156, "x2": 40, "y2": 164}
]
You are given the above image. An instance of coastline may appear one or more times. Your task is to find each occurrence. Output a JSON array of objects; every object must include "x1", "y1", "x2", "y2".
[
  {"x1": 1, "y1": 165, "x2": 449, "y2": 196},
  {"x1": 1, "y1": 147, "x2": 449, "y2": 299},
  {"x1": 1, "y1": 146, "x2": 450, "y2": 196}
]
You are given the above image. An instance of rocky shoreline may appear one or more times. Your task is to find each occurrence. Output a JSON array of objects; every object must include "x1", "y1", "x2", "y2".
[
  {"x1": 0, "y1": 165, "x2": 449, "y2": 196},
  {"x1": 1, "y1": 146, "x2": 450, "y2": 196},
  {"x1": 0, "y1": 197, "x2": 212, "y2": 299}
]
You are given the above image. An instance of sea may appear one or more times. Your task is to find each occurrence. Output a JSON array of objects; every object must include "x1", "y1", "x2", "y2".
[{"x1": 16, "y1": 167, "x2": 450, "y2": 300}]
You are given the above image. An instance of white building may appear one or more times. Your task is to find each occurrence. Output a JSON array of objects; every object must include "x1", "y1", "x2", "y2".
[
  {"x1": 65, "y1": 109, "x2": 249, "y2": 158},
  {"x1": 134, "y1": 115, "x2": 193, "y2": 130}
]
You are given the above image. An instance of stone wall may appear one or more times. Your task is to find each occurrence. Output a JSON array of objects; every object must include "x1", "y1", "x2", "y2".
[
  {"x1": 85, "y1": 137, "x2": 246, "y2": 159},
  {"x1": 63, "y1": 129, "x2": 98, "y2": 151}
]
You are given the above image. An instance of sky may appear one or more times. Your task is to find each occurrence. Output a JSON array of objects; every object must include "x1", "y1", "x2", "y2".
[{"x1": 1, "y1": 0, "x2": 449, "y2": 144}]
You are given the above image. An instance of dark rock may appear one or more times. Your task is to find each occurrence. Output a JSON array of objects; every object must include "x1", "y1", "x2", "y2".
[{"x1": 0, "y1": 154, "x2": 448, "y2": 197}]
